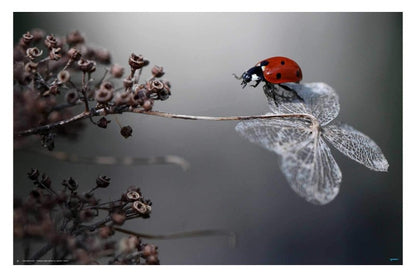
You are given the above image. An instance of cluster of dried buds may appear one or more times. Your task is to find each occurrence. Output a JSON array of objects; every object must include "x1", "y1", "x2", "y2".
[
  {"x1": 14, "y1": 169, "x2": 158, "y2": 265},
  {"x1": 14, "y1": 29, "x2": 172, "y2": 147},
  {"x1": 96, "y1": 53, "x2": 171, "y2": 112},
  {"x1": 13, "y1": 29, "x2": 112, "y2": 148}
]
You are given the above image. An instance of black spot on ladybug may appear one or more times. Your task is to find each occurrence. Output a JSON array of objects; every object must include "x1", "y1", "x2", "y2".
[
  {"x1": 280, "y1": 60, "x2": 285, "y2": 65},
  {"x1": 296, "y1": 70, "x2": 300, "y2": 78},
  {"x1": 276, "y1": 73, "x2": 281, "y2": 79},
  {"x1": 260, "y1": 60, "x2": 269, "y2": 66}
]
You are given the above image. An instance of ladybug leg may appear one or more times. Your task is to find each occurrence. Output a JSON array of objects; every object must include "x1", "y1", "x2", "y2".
[
  {"x1": 250, "y1": 80, "x2": 261, "y2": 88},
  {"x1": 278, "y1": 84, "x2": 304, "y2": 101}
]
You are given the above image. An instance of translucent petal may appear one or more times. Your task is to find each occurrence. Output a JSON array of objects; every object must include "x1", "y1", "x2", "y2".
[
  {"x1": 279, "y1": 137, "x2": 342, "y2": 205},
  {"x1": 322, "y1": 122, "x2": 389, "y2": 172},
  {"x1": 236, "y1": 119, "x2": 342, "y2": 205},
  {"x1": 264, "y1": 82, "x2": 340, "y2": 126},
  {"x1": 235, "y1": 118, "x2": 312, "y2": 155}
]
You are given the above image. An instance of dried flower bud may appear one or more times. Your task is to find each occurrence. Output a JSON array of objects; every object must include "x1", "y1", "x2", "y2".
[
  {"x1": 65, "y1": 91, "x2": 78, "y2": 105},
  {"x1": 24, "y1": 61, "x2": 38, "y2": 73},
  {"x1": 146, "y1": 255, "x2": 160, "y2": 265},
  {"x1": 67, "y1": 48, "x2": 81, "y2": 61},
  {"x1": 62, "y1": 177, "x2": 78, "y2": 192},
  {"x1": 49, "y1": 47, "x2": 62, "y2": 60},
  {"x1": 27, "y1": 168, "x2": 40, "y2": 180},
  {"x1": 40, "y1": 173, "x2": 52, "y2": 188},
  {"x1": 142, "y1": 244, "x2": 158, "y2": 257},
  {"x1": 26, "y1": 47, "x2": 43, "y2": 60},
  {"x1": 151, "y1": 65, "x2": 164, "y2": 77},
  {"x1": 132, "y1": 201, "x2": 150, "y2": 215},
  {"x1": 97, "y1": 117, "x2": 111, "y2": 128},
  {"x1": 99, "y1": 226, "x2": 114, "y2": 239},
  {"x1": 111, "y1": 212, "x2": 126, "y2": 225},
  {"x1": 148, "y1": 80, "x2": 164, "y2": 93},
  {"x1": 119, "y1": 236, "x2": 141, "y2": 254},
  {"x1": 78, "y1": 58, "x2": 96, "y2": 73},
  {"x1": 22, "y1": 31, "x2": 34, "y2": 45},
  {"x1": 44, "y1": 34, "x2": 58, "y2": 49},
  {"x1": 95, "y1": 87, "x2": 114, "y2": 104},
  {"x1": 110, "y1": 64, "x2": 124, "y2": 78},
  {"x1": 118, "y1": 236, "x2": 138, "y2": 254},
  {"x1": 128, "y1": 235, "x2": 141, "y2": 249},
  {"x1": 66, "y1": 30, "x2": 85, "y2": 45},
  {"x1": 123, "y1": 78, "x2": 133, "y2": 90},
  {"x1": 158, "y1": 89, "x2": 170, "y2": 101},
  {"x1": 95, "y1": 48, "x2": 111, "y2": 64},
  {"x1": 41, "y1": 133, "x2": 55, "y2": 151},
  {"x1": 129, "y1": 88, "x2": 147, "y2": 107},
  {"x1": 100, "y1": 81, "x2": 114, "y2": 91},
  {"x1": 96, "y1": 175, "x2": 111, "y2": 188},
  {"x1": 146, "y1": 80, "x2": 170, "y2": 101},
  {"x1": 142, "y1": 99, "x2": 154, "y2": 111},
  {"x1": 114, "y1": 92, "x2": 130, "y2": 106},
  {"x1": 120, "y1": 125, "x2": 133, "y2": 138},
  {"x1": 128, "y1": 53, "x2": 149, "y2": 70},
  {"x1": 58, "y1": 70, "x2": 71, "y2": 83},
  {"x1": 126, "y1": 191, "x2": 141, "y2": 201}
]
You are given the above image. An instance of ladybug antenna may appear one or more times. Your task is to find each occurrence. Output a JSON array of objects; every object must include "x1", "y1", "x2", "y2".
[{"x1": 232, "y1": 73, "x2": 242, "y2": 80}]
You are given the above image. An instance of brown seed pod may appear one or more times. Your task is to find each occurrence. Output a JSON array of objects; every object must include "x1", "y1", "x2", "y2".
[
  {"x1": 94, "y1": 48, "x2": 111, "y2": 64},
  {"x1": 44, "y1": 34, "x2": 58, "y2": 49},
  {"x1": 78, "y1": 58, "x2": 96, "y2": 73},
  {"x1": 110, "y1": 64, "x2": 124, "y2": 78},
  {"x1": 96, "y1": 175, "x2": 111, "y2": 188},
  {"x1": 58, "y1": 70, "x2": 71, "y2": 83},
  {"x1": 65, "y1": 91, "x2": 79, "y2": 105},
  {"x1": 67, "y1": 48, "x2": 81, "y2": 61},
  {"x1": 132, "y1": 201, "x2": 150, "y2": 214},
  {"x1": 26, "y1": 47, "x2": 43, "y2": 60},
  {"x1": 22, "y1": 32, "x2": 34, "y2": 45},
  {"x1": 97, "y1": 117, "x2": 111, "y2": 128},
  {"x1": 114, "y1": 92, "x2": 131, "y2": 106},
  {"x1": 142, "y1": 244, "x2": 158, "y2": 257},
  {"x1": 126, "y1": 191, "x2": 141, "y2": 201},
  {"x1": 120, "y1": 125, "x2": 133, "y2": 138},
  {"x1": 111, "y1": 212, "x2": 126, "y2": 225},
  {"x1": 128, "y1": 53, "x2": 149, "y2": 70},
  {"x1": 49, "y1": 47, "x2": 62, "y2": 60},
  {"x1": 24, "y1": 61, "x2": 38, "y2": 73},
  {"x1": 95, "y1": 88, "x2": 114, "y2": 104},
  {"x1": 142, "y1": 99, "x2": 154, "y2": 111},
  {"x1": 66, "y1": 30, "x2": 85, "y2": 45},
  {"x1": 151, "y1": 65, "x2": 165, "y2": 77}
]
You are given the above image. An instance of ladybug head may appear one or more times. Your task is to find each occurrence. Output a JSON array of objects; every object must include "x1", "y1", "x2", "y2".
[
  {"x1": 240, "y1": 72, "x2": 253, "y2": 88},
  {"x1": 234, "y1": 66, "x2": 264, "y2": 88}
]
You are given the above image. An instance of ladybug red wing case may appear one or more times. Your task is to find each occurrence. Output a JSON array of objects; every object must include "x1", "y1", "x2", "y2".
[{"x1": 259, "y1": 56, "x2": 303, "y2": 84}]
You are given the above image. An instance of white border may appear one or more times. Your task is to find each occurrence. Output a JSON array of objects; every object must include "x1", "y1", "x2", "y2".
[{"x1": 3, "y1": 1, "x2": 415, "y2": 276}]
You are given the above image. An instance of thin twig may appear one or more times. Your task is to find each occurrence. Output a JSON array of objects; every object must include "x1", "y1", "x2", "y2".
[
  {"x1": 17, "y1": 111, "x2": 90, "y2": 136},
  {"x1": 133, "y1": 110, "x2": 317, "y2": 123},
  {"x1": 16, "y1": 109, "x2": 318, "y2": 137},
  {"x1": 81, "y1": 72, "x2": 90, "y2": 112}
]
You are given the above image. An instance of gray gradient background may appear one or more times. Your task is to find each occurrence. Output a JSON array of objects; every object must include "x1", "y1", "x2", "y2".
[{"x1": 14, "y1": 13, "x2": 402, "y2": 264}]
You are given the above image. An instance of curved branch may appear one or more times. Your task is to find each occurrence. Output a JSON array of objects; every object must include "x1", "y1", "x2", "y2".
[{"x1": 16, "y1": 108, "x2": 319, "y2": 137}]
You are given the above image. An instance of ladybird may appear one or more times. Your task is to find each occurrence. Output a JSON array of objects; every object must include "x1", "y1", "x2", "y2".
[{"x1": 234, "y1": 56, "x2": 303, "y2": 88}]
